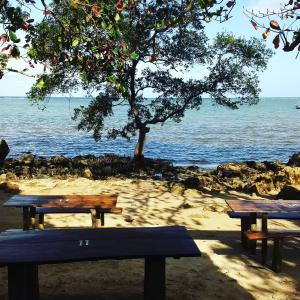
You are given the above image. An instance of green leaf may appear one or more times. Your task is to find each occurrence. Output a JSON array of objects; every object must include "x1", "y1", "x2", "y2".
[
  {"x1": 27, "y1": 48, "x2": 36, "y2": 59},
  {"x1": 130, "y1": 51, "x2": 138, "y2": 60},
  {"x1": 101, "y1": 21, "x2": 107, "y2": 29},
  {"x1": 9, "y1": 31, "x2": 18, "y2": 43},
  {"x1": 72, "y1": 39, "x2": 79, "y2": 47},
  {"x1": 11, "y1": 46, "x2": 20, "y2": 58},
  {"x1": 36, "y1": 78, "x2": 45, "y2": 89},
  {"x1": 114, "y1": 13, "x2": 121, "y2": 22}
]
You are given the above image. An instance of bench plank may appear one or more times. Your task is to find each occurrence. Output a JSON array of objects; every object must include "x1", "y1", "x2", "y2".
[
  {"x1": 4, "y1": 194, "x2": 118, "y2": 209},
  {"x1": 227, "y1": 211, "x2": 300, "y2": 220},
  {"x1": 246, "y1": 230, "x2": 300, "y2": 240}
]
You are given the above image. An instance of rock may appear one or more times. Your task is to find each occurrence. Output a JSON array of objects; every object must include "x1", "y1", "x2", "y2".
[
  {"x1": 263, "y1": 161, "x2": 285, "y2": 173},
  {"x1": 287, "y1": 153, "x2": 300, "y2": 167},
  {"x1": 277, "y1": 185, "x2": 300, "y2": 200},
  {"x1": 124, "y1": 215, "x2": 134, "y2": 223},
  {"x1": 183, "y1": 176, "x2": 200, "y2": 189},
  {"x1": 5, "y1": 172, "x2": 17, "y2": 180},
  {"x1": 20, "y1": 153, "x2": 35, "y2": 165},
  {"x1": 245, "y1": 161, "x2": 267, "y2": 172},
  {"x1": 180, "y1": 202, "x2": 193, "y2": 209},
  {"x1": 216, "y1": 163, "x2": 253, "y2": 178},
  {"x1": 0, "y1": 139, "x2": 9, "y2": 160},
  {"x1": 0, "y1": 182, "x2": 20, "y2": 193},
  {"x1": 170, "y1": 183, "x2": 185, "y2": 195},
  {"x1": 82, "y1": 168, "x2": 93, "y2": 179},
  {"x1": 50, "y1": 156, "x2": 69, "y2": 166}
]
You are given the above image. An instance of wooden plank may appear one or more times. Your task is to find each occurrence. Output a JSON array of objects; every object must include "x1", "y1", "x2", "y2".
[
  {"x1": 227, "y1": 211, "x2": 300, "y2": 220},
  {"x1": 226, "y1": 200, "x2": 300, "y2": 214},
  {"x1": 4, "y1": 194, "x2": 118, "y2": 209},
  {"x1": 144, "y1": 257, "x2": 165, "y2": 300},
  {"x1": 0, "y1": 226, "x2": 201, "y2": 265},
  {"x1": 246, "y1": 230, "x2": 300, "y2": 240}
]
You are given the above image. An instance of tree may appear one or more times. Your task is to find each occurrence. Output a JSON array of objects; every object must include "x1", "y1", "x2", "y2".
[
  {"x1": 28, "y1": 0, "x2": 271, "y2": 160},
  {"x1": 0, "y1": 0, "x2": 38, "y2": 78},
  {"x1": 0, "y1": 0, "x2": 236, "y2": 79},
  {"x1": 245, "y1": 0, "x2": 300, "y2": 55}
]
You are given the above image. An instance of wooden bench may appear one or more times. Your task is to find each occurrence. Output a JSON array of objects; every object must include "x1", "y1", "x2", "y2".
[
  {"x1": 0, "y1": 226, "x2": 201, "y2": 300},
  {"x1": 3, "y1": 194, "x2": 122, "y2": 230},
  {"x1": 245, "y1": 230, "x2": 300, "y2": 272},
  {"x1": 227, "y1": 211, "x2": 300, "y2": 250},
  {"x1": 36, "y1": 207, "x2": 123, "y2": 229}
]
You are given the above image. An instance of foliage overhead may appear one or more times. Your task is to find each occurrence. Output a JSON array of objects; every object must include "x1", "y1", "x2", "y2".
[
  {"x1": 245, "y1": 0, "x2": 300, "y2": 56},
  {"x1": 0, "y1": 0, "x2": 42, "y2": 78},
  {"x1": 26, "y1": 0, "x2": 271, "y2": 158},
  {"x1": 0, "y1": 0, "x2": 237, "y2": 79}
]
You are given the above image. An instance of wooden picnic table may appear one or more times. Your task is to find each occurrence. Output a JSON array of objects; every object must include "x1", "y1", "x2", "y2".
[
  {"x1": 226, "y1": 199, "x2": 300, "y2": 214},
  {"x1": 3, "y1": 194, "x2": 121, "y2": 230},
  {"x1": 0, "y1": 226, "x2": 201, "y2": 300},
  {"x1": 226, "y1": 199, "x2": 300, "y2": 265}
]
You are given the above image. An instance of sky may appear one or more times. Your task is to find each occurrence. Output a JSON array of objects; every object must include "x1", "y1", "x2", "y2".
[{"x1": 0, "y1": 0, "x2": 298, "y2": 98}]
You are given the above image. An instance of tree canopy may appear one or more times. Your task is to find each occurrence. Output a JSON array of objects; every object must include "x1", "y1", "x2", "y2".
[
  {"x1": 0, "y1": 0, "x2": 38, "y2": 78},
  {"x1": 246, "y1": 0, "x2": 300, "y2": 55},
  {"x1": 26, "y1": 0, "x2": 272, "y2": 159}
]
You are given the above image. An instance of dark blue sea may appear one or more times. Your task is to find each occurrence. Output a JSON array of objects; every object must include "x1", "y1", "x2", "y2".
[{"x1": 0, "y1": 97, "x2": 299, "y2": 169}]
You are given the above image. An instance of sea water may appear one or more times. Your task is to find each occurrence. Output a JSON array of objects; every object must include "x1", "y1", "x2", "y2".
[{"x1": 0, "y1": 97, "x2": 299, "y2": 169}]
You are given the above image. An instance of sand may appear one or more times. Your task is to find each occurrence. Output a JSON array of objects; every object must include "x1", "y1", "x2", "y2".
[{"x1": 0, "y1": 177, "x2": 300, "y2": 300}]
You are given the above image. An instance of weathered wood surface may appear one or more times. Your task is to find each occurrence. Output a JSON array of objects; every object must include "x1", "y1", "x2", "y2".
[
  {"x1": 3, "y1": 194, "x2": 118, "y2": 209},
  {"x1": 35, "y1": 207, "x2": 122, "y2": 214},
  {"x1": 226, "y1": 200, "x2": 300, "y2": 214},
  {"x1": 227, "y1": 211, "x2": 300, "y2": 220},
  {"x1": 0, "y1": 226, "x2": 201, "y2": 265},
  {"x1": 246, "y1": 230, "x2": 300, "y2": 240}
]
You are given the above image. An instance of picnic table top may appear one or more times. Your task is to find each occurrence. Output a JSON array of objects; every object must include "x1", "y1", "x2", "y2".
[
  {"x1": 226, "y1": 199, "x2": 300, "y2": 214},
  {"x1": 3, "y1": 194, "x2": 118, "y2": 209},
  {"x1": 0, "y1": 226, "x2": 201, "y2": 265}
]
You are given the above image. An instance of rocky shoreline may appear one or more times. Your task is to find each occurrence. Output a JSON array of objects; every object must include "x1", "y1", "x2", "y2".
[{"x1": 0, "y1": 152, "x2": 300, "y2": 198}]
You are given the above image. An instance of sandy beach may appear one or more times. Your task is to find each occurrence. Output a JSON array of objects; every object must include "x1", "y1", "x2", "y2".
[{"x1": 0, "y1": 177, "x2": 299, "y2": 300}]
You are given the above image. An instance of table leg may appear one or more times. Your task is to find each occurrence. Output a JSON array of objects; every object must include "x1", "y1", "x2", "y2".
[
  {"x1": 22, "y1": 208, "x2": 30, "y2": 230},
  {"x1": 90, "y1": 209, "x2": 97, "y2": 228},
  {"x1": 272, "y1": 238, "x2": 283, "y2": 273},
  {"x1": 8, "y1": 263, "x2": 39, "y2": 300},
  {"x1": 95, "y1": 209, "x2": 104, "y2": 227},
  {"x1": 38, "y1": 213, "x2": 45, "y2": 230},
  {"x1": 249, "y1": 212, "x2": 257, "y2": 255},
  {"x1": 101, "y1": 212, "x2": 105, "y2": 226},
  {"x1": 144, "y1": 257, "x2": 165, "y2": 300},
  {"x1": 241, "y1": 216, "x2": 250, "y2": 249},
  {"x1": 29, "y1": 207, "x2": 36, "y2": 230},
  {"x1": 261, "y1": 213, "x2": 268, "y2": 264}
]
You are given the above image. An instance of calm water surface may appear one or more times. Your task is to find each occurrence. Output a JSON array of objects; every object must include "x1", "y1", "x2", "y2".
[{"x1": 0, "y1": 97, "x2": 299, "y2": 169}]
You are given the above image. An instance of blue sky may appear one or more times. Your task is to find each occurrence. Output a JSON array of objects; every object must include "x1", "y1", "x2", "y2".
[{"x1": 0, "y1": 0, "x2": 298, "y2": 97}]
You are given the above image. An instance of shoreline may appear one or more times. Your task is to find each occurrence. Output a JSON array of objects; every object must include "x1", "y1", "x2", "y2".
[{"x1": 1, "y1": 152, "x2": 300, "y2": 198}]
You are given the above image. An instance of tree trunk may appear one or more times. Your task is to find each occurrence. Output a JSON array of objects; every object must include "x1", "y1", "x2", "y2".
[{"x1": 134, "y1": 127, "x2": 150, "y2": 160}]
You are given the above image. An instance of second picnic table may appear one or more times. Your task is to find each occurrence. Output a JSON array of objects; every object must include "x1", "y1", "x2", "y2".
[
  {"x1": 226, "y1": 199, "x2": 300, "y2": 270},
  {"x1": 3, "y1": 194, "x2": 122, "y2": 230}
]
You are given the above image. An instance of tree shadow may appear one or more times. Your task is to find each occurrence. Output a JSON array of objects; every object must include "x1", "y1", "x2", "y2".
[{"x1": 1, "y1": 183, "x2": 300, "y2": 299}]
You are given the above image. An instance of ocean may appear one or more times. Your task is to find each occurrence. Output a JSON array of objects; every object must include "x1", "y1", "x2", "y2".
[{"x1": 0, "y1": 97, "x2": 299, "y2": 169}]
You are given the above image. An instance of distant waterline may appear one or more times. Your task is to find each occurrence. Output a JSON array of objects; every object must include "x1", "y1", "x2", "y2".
[{"x1": 0, "y1": 97, "x2": 299, "y2": 169}]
